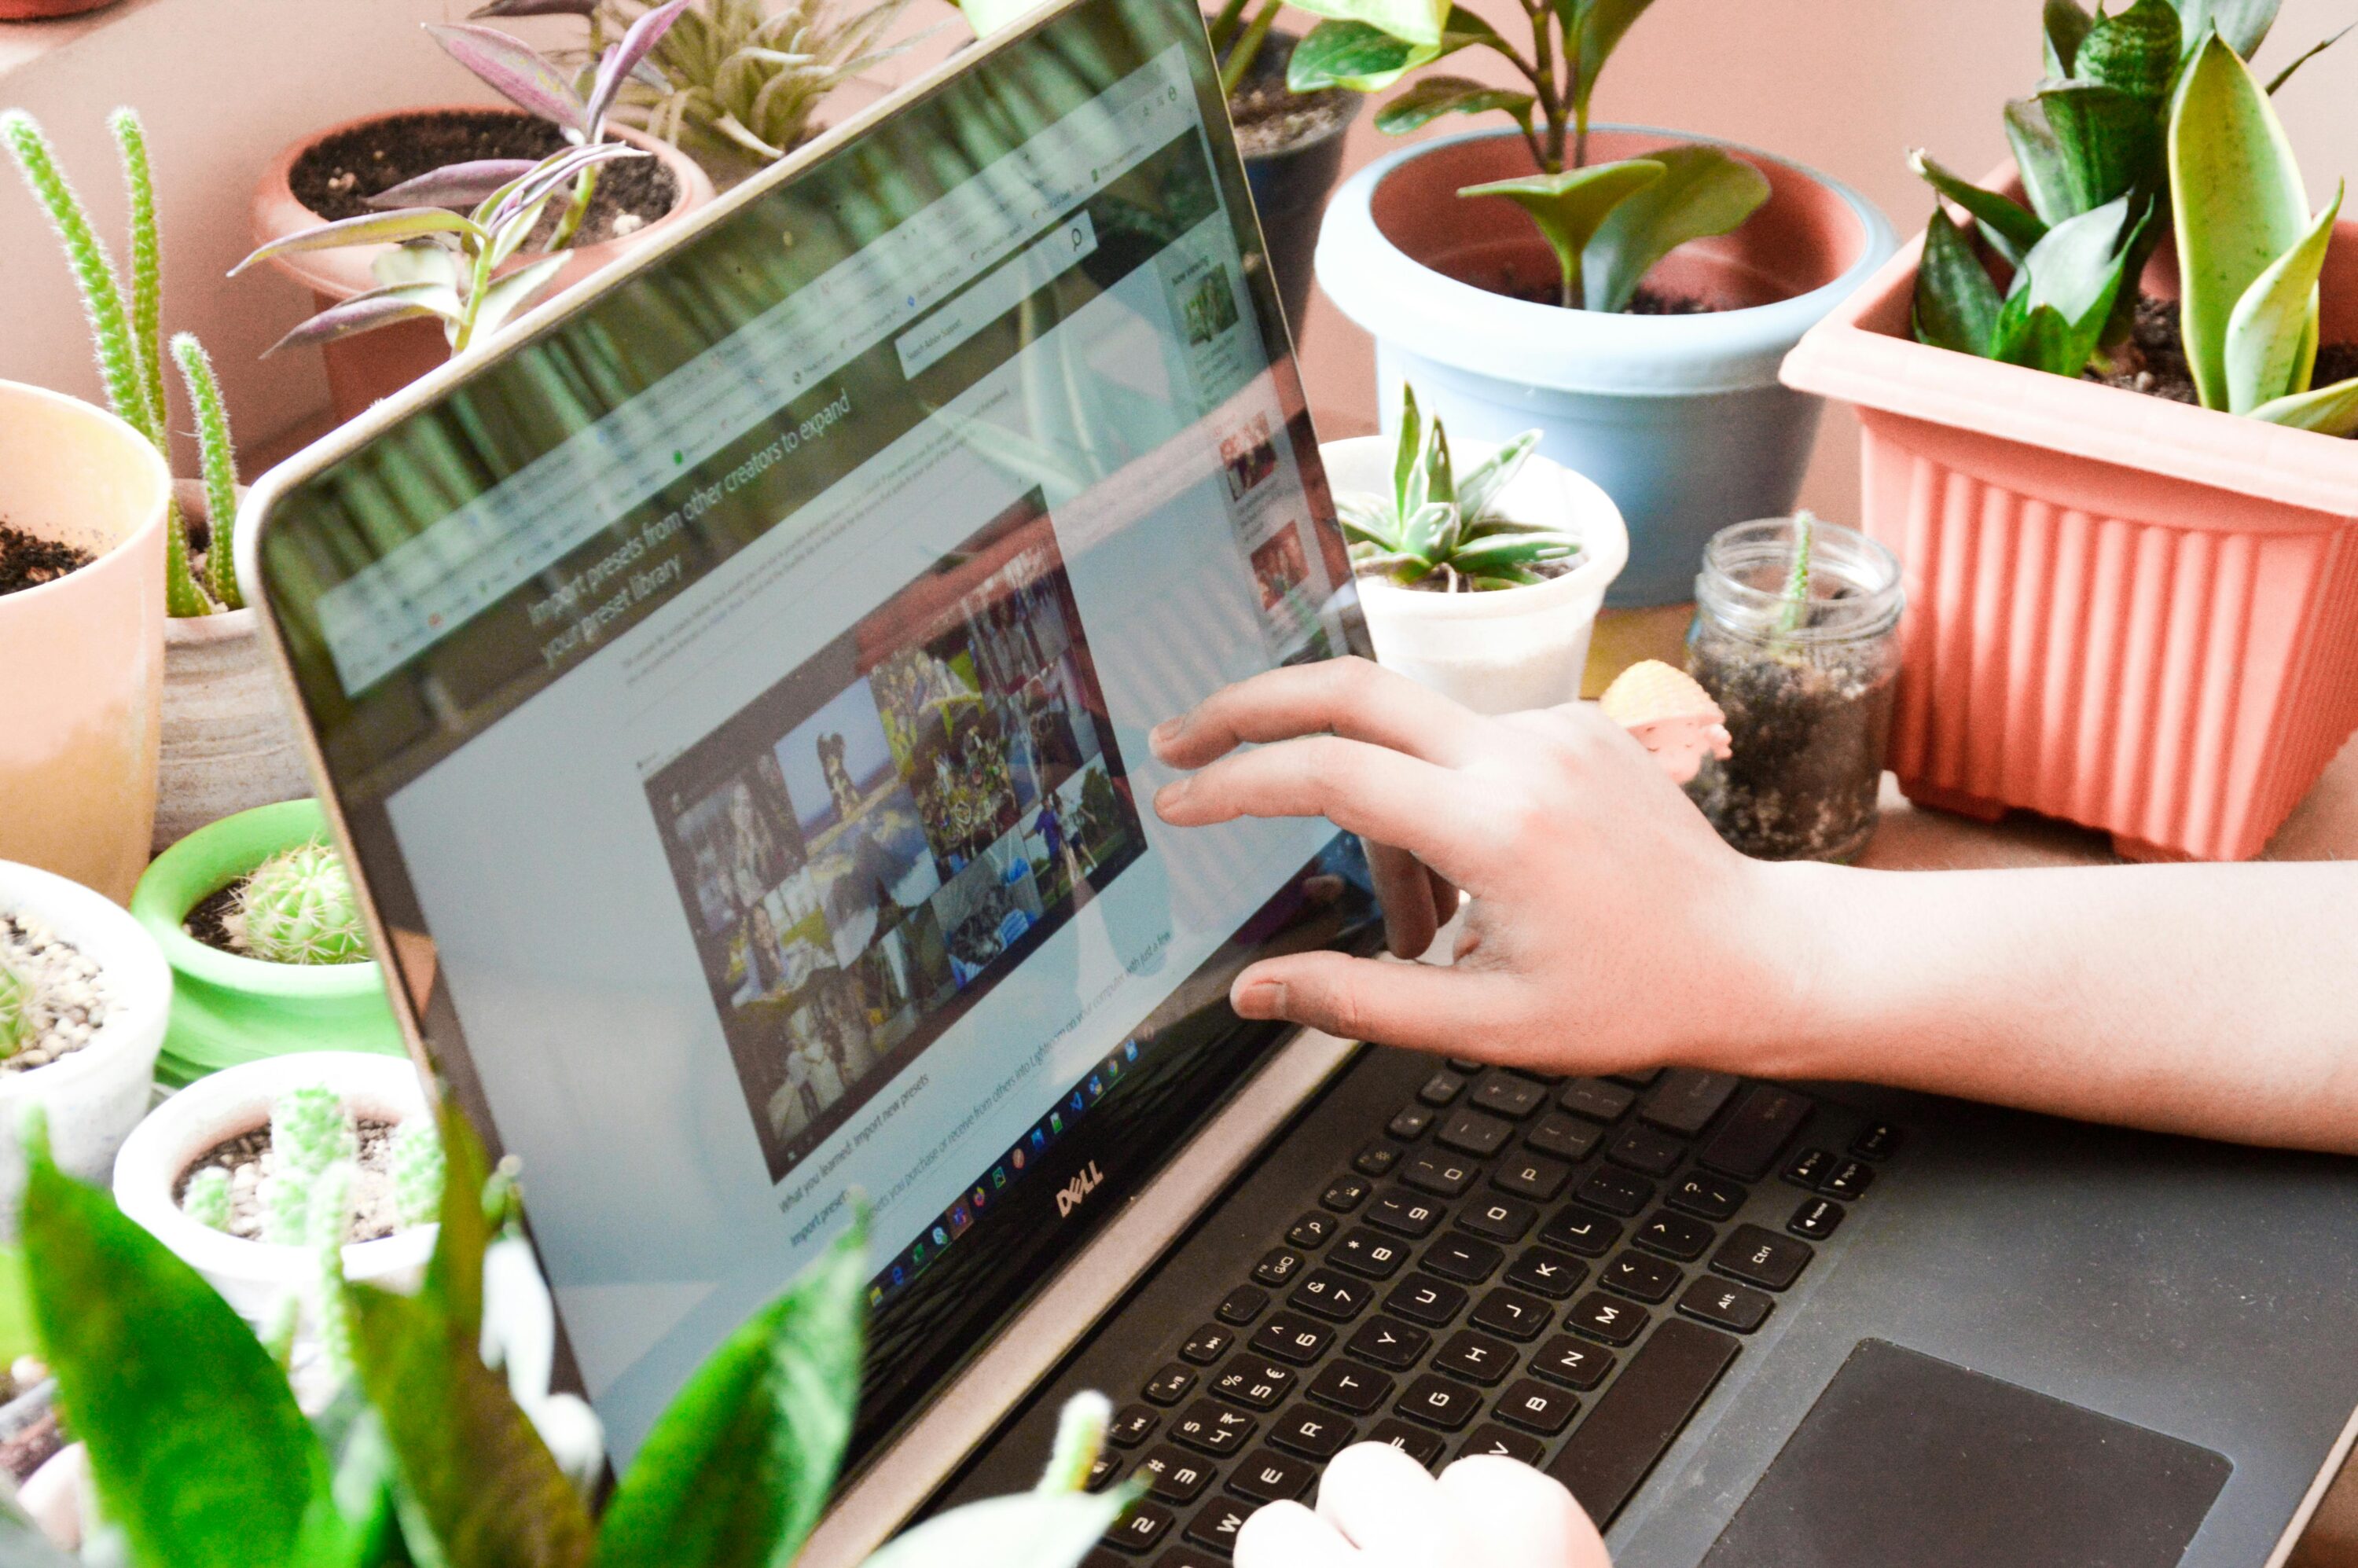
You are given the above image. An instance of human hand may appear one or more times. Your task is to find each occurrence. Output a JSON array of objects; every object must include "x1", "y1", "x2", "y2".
[
  {"x1": 1148, "y1": 658, "x2": 1805, "y2": 1074},
  {"x1": 1234, "y1": 1441, "x2": 1611, "y2": 1568}
]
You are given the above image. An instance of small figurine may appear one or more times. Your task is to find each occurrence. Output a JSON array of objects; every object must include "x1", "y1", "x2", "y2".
[{"x1": 1600, "y1": 659, "x2": 1733, "y2": 785}]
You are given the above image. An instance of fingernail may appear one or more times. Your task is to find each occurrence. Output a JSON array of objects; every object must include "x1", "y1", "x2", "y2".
[
  {"x1": 1153, "y1": 776, "x2": 1190, "y2": 815},
  {"x1": 1234, "y1": 978, "x2": 1285, "y2": 1018},
  {"x1": 1149, "y1": 717, "x2": 1182, "y2": 753}
]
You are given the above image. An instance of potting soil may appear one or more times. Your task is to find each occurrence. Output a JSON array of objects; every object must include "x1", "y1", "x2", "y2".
[
  {"x1": 0, "y1": 524, "x2": 91, "y2": 598},
  {"x1": 174, "y1": 1116, "x2": 408, "y2": 1245}
]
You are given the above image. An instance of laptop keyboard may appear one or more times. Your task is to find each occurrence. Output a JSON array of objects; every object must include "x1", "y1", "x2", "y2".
[{"x1": 1085, "y1": 1063, "x2": 1898, "y2": 1562}]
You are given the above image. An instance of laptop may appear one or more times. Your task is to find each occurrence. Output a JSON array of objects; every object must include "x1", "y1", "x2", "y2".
[{"x1": 237, "y1": 0, "x2": 2358, "y2": 1562}]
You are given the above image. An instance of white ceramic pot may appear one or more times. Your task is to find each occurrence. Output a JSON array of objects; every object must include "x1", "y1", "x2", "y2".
[
  {"x1": 1323, "y1": 436, "x2": 1627, "y2": 714},
  {"x1": 0, "y1": 861, "x2": 170, "y2": 1237},
  {"x1": 112, "y1": 1051, "x2": 434, "y2": 1324}
]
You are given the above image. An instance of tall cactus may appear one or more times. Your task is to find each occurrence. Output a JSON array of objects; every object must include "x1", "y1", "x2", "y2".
[
  {"x1": 390, "y1": 1115, "x2": 446, "y2": 1228},
  {"x1": 171, "y1": 333, "x2": 243, "y2": 610},
  {"x1": 259, "y1": 1084, "x2": 356, "y2": 1245},
  {"x1": 306, "y1": 1158, "x2": 360, "y2": 1384},
  {"x1": 0, "y1": 961, "x2": 31, "y2": 1061}
]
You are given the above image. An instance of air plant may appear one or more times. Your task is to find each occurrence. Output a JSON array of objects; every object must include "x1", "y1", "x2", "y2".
[
  {"x1": 1339, "y1": 385, "x2": 1581, "y2": 591},
  {"x1": 1278, "y1": 0, "x2": 1770, "y2": 310}
]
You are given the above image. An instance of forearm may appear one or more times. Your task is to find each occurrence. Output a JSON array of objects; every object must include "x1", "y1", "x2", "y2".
[{"x1": 1751, "y1": 860, "x2": 2358, "y2": 1153}]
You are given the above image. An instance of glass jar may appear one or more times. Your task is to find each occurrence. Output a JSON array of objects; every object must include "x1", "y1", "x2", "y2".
[{"x1": 1685, "y1": 516, "x2": 1904, "y2": 862}]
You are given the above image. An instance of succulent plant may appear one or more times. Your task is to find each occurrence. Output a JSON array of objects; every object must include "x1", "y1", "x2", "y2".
[
  {"x1": 1339, "y1": 385, "x2": 1579, "y2": 592},
  {"x1": 0, "y1": 960, "x2": 31, "y2": 1061},
  {"x1": 391, "y1": 1114, "x2": 447, "y2": 1229},
  {"x1": 226, "y1": 840, "x2": 373, "y2": 967},
  {"x1": 181, "y1": 1166, "x2": 233, "y2": 1232},
  {"x1": 259, "y1": 1084, "x2": 358, "y2": 1247}
]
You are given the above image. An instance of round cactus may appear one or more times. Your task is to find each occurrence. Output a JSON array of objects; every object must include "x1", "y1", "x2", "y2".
[
  {"x1": 228, "y1": 840, "x2": 371, "y2": 966},
  {"x1": 0, "y1": 961, "x2": 30, "y2": 1059}
]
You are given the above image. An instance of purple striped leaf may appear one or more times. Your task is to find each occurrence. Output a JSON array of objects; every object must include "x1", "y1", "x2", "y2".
[
  {"x1": 265, "y1": 284, "x2": 464, "y2": 355},
  {"x1": 588, "y1": 0, "x2": 694, "y2": 134},
  {"x1": 424, "y1": 22, "x2": 587, "y2": 131},
  {"x1": 232, "y1": 207, "x2": 478, "y2": 275},
  {"x1": 468, "y1": 0, "x2": 598, "y2": 15},
  {"x1": 483, "y1": 141, "x2": 646, "y2": 233},
  {"x1": 367, "y1": 159, "x2": 540, "y2": 211}
]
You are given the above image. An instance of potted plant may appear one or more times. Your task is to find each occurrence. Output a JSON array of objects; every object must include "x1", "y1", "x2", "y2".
[
  {"x1": 0, "y1": 861, "x2": 169, "y2": 1243},
  {"x1": 1297, "y1": 0, "x2": 1893, "y2": 635},
  {"x1": 1781, "y1": 0, "x2": 2358, "y2": 860},
  {"x1": 0, "y1": 0, "x2": 117, "y2": 18},
  {"x1": 1323, "y1": 384, "x2": 1626, "y2": 713},
  {"x1": 244, "y1": 1, "x2": 717, "y2": 420},
  {"x1": 131, "y1": 799, "x2": 405, "y2": 1085}
]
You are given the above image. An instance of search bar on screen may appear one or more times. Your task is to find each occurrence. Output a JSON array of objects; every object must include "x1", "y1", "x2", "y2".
[{"x1": 894, "y1": 211, "x2": 1100, "y2": 380}]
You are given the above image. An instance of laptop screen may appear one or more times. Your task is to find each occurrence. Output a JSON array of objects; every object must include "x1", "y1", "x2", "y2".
[{"x1": 248, "y1": 0, "x2": 1379, "y2": 1467}]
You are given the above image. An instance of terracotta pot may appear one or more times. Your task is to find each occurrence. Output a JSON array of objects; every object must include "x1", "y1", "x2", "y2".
[
  {"x1": 1780, "y1": 168, "x2": 2358, "y2": 862},
  {"x1": 0, "y1": 0, "x2": 119, "y2": 17},
  {"x1": 250, "y1": 108, "x2": 717, "y2": 421},
  {"x1": 157, "y1": 480, "x2": 310, "y2": 853},
  {"x1": 0, "y1": 382, "x2": 167, "y2": 905}
]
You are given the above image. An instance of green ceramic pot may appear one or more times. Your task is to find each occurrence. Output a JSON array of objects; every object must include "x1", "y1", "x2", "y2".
[{"x1": 130, "y1": 799, "x2": 403, "y2": 1084}]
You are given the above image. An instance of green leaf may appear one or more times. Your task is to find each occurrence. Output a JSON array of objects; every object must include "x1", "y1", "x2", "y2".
[
  {"x1": 592, "y1": 1225, "x2": 866, "y2": 1568},
  {"x1": 1335, "y1": 493, "x2": 1400, "y2": 548},
  {"x1": 1458, "y1": 158, "x2": 1665, "y2": 308},
  {"x1": 424, "y1": 1102, "x2": 493, "y2": 1341},
  {"x1": 467, "y1": 255, "x2": 568, "y2": 347},
  {"x1": 1285, "y1": 0, "x2": 1449, "y2": 50},
  {"x1": 1394, "y1": 382, "x2": 1423, "y2": 518},
  {"x1": 1448, "y1": 533, "x2": 1581, "y2": 573},
  {"x1": 2034, "y1": 81, "x2": 2162, "y2": 214},
  {"x1": 20, "y1": 1129, "x2": 333, "y2": 1568},
  {"x1": 1285, "y1": 18, "x2": 1440, "y2": 90},
  {"x1": 2173, "y1": 0, "x2": 2281, "y2": 60},
  {"x1": 2224, "y1": 182, "x2": 2339, "y2": 410},
  {"x1": 2004, "y1": 97, "x2": 2076, "y2": 226},
  {"x1": 1909, "y1": 150, "x2": 2048, "y2": 264},
  {"x1": 231, "y1": 207, "x2": 479, "y2": 275},
  {"x1": 1914, "y1": 207, "x2": 2005, "y2": 356},
  {"x1": 2266, "y1": 23, "x2": 2352, "y2": 93},
  {"x1": 1453, "y1": 428, "x2": 1539, "y2": 523},
  {"x1": 1565, "y1": 0, "x2": 1657, "y2": 121},
  {"x1": 1373, "y1": 77, "x2": 1533, "y2": 135},
  {"x1": 1423, "y1": 417, "x2": 1456, "y2": 509},
  {"x1": 1993, "y1": 195, "x2": 2143, "y2": 373},
  {"x1": 2249, "y1": 374, "x2": 2358, "y2": 434},
  {"x1": 2077, "y1": 0, "x2": 2182, "y2": 104},
  {"x1": 1400, "y1": 501, "x2": 1455, "y2": 564},
  {"x1": 2044, "y1": 0, "x2": 2094, "y2": 75},
  {"x1": 1581, "y1": 142, "x2": 1769, "y2": 313},
  {"x1": 859, "y1": 1490, "x2": 1141, "y2": 1568},
  {"x1": 2169, "y1": 28, "x2": 2311, "y2": 408}
]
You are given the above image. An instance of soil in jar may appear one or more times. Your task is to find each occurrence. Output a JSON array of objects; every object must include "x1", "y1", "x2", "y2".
[
  {"x1": 290, "y1": 108, "x2": 678, "y2": 251},
  {"x1": 1685, "y1": 628, "x2": 1897, "y2": 862},
  {"x1": 1226, "y1": 72, "x2": 1354, "y2": 159},
  {"x1": 2083, "y1": 295, "x2": 2358, "y2": 428},
  {"x1": 173, "y1": 1115, "x2": 409, "y2": 1245},
  {"x1": 0, "y1": 913, "x2": 109, "y2": 1073},
  {"x1": 0, "y1": 523, "x2": 91, "y2": 598}
]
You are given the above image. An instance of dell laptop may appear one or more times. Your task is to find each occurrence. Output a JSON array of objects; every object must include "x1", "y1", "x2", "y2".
[{"x1": 239, "y1": 0, "x2": 2358, "y2": 1562}]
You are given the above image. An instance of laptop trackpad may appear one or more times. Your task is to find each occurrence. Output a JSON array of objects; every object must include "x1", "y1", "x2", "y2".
[{"x1": 1699, "y1": 1339, "x2": 2231, "y2": 1567}]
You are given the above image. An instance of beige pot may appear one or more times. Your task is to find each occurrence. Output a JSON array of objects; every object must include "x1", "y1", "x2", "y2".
[
  {"x1": 0, "y1": 382, "x2": 168, "y2": 905},
  {"x1": 156, "y1": 480, "x2": 309, "y2": 854}
]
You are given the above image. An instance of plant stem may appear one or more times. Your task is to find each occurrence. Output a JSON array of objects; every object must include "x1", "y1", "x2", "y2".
[
  {"x1": 453, "y1": 244, "x2": 499, "y2": 356},
  {"x1": 1219, "y1": 0, "x2": 1284, "y2": 99},
  {"x1": 1527, "y1": 0, "x2": 1566, "y2": 173},
  {"x1": 548, "y1": 163, "x2": 599, "y2": 253},
  {"x1": 1205, "y1": 0, "x2": 1251, "y2": 54}
]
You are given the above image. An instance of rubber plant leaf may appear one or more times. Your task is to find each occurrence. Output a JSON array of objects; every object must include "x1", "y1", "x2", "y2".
[
  {"x1": 1990, "y1": 194, "x2": 2142, "y2": 374},
  {"x1": 1453, "y1": 428, "x2": 1540, "y2": 523},
  {"x1": 2248, "y1": 375, "x2": 2358, "y2": 435},
  {"x1": 2173, "y1": 0, "x2": 2281, "y2": 60},
  {"x1": 2033, "y1": 81, "x2": 2161, "y2": 214},
  {"x1": 1913, "y1": 207, "x2": 2005, "y2": 356},
  {"x1": 1284, "y1": 0, "x2": 1451, "y2": 50},
  {"x1": 2224, "y1": 181, "x2": 2339, "y2": 411},
  {"x1": 2076, "y1": 0, "x2": 2181, "y2": 105},
  {"x1": 1564, "y1": 0, "x2": 1657, "y2": 121},
  {"x1": 232, "y1": 207, "x2": 479, "y2": 274},
  {"x1": 860, "y1": 1491, "x2": 1142, "y2": 1568},
  {"x1": 1458, "y1": 159, "x2": 1665, "y2": 308},
  {"x1": 1374, "y1": 77, "x2": 1535, "y2": 136},
  {"x1": 426, "y1": 24, "x2": 590, "y2": 133},
  {"x1": 18, "y1": 1125, "x2": 336, "y2": 1568},
  {"x1": 590, "y1": 1225, "x2": 866, "y2": 1568},
  {"x1": 465, "y1": 256, "x2": 569, "y2": 347},
  {"x1": 1909, "y1": 149, "x2": 2048, "y2": 264},
  {"x1": 2266, "y1": 24, "x2": 2352, "y2": 92},
  {"x1": 2044, "y1": 0, "x2": 2093, "y2": 75},
  {"x1": 370, "y1": 160, "x2": 541, "y2": 212},
  {"x1": 1287, "y1": 19, "x2": 1442, "y2": 90},
  {"x1": 2003, "y1": 97, "x2": 2076, "y2": 225},
  {"x1": 1581, "y1": 142, "x2": 1769, "y2": 313},
  {"x1": 588, "y1": 0, "x2": 694, "y2": 134},
  {"x1": 2169, "y1": 28, "x2": 2310, "y2": 408},
  {"x1": 266, "y1": 285, "x2": 465, "y2": 355}
]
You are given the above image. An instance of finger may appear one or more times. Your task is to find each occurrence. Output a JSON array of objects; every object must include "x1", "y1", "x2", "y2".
[
  {"x1": 1151, "y1": 657, "x2": 1489, "y2": 770},
  {"x1": 1153, "y1": 736, "x2": 1493, "y2": 887},
  {"x1": 1368, "y1": 841, "x2": 1441, "y2": 960},
  {"x1": 1317, "y1": 1441, "x2": 1447, "y2": 1554},
  {"x1": 1232, "y1": 949, "x2": 1526, "y2": 1053},
  {"x1": 1234, "y1": 1500, "x2": 1361, "y2": 1568},
  {"x1": 1438, "y1": 1456, "x2": 1612, "y2": 1568}
]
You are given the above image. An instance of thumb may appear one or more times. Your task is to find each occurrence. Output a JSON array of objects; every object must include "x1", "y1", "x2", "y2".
[
  {"x1": 1438, "y1": 1456, "x2": 1613, "y2": 1568},
  {"x1": 1230, "y1": 951, "x2": 1520, "y2": 1052}
]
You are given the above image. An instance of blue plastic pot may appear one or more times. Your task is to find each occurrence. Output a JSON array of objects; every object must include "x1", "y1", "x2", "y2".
[{"x1": 1315, "y1": 125, "x2": 1894, "y2": 608}]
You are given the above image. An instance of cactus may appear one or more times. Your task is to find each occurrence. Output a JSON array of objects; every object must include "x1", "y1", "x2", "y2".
[
  {"x1": 182, "y1": 1166, "x2": 233, "y2": 1232},
  {"x1": 228, "y1": 841, "x2": 372, "y2": 966},
  {"x1": 259, "y1": 1084, "x2": 356, "y2": 1245},
  {"x1": 0, "y1": 961, "x2": 31, "y2": 1061},
  {"x1": 171, "y1": 333, "x2": 243, "y2": 611},
  {"x1": 306, "y1": 1158, "x2": 359, "y2": 1384},
  {"x1": 391, "y1": 1115, "x2": 446, "y2": 1228}
]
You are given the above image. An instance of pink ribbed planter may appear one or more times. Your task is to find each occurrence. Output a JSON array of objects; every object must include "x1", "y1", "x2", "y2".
[{"x1": 1783, "y1": 182, "x2": 2358, "y2": 862}]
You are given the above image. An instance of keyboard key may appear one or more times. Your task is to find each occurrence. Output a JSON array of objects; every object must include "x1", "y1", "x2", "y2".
[
  {"x1": 1531, "y1": 1335, "x2": 1613, "y2": 1390},
  {"x1": 1385, "y1": 1275, "x2": 1467, "y2": 1326},
  {"x1": 1353, "y1": 1143, "x2": 1400, "y2": 1177},
  {"x1": 1566, "y1": 1291, "x2": 1647, "y2": 1345},
  {"x1": 1699, "y1": 1087, "x2": 1813, "y2": 1181},
  {"x1": 1639, "y1": 1069, "x2": 1742, "y2": 1137},
  {"x1": 1387, "y1": 1104, "x2": 1436, "y2": 1141},
  {"x1": 1085, "y1": 1549, "x2": 1129, "y2": 1568},
  {"x1": 1433, "y1": 1329, "x2": 1518, "y2": 1384},
  {"x1": 1216, "y1": 1286, "x2": 1269, "y2": 1326},
  {"x1": 1606, "y1": 1123, "x2": 1686, "y2": 1177},
  {"x1": 1437, "y1": 1107, "x2": 1513, "y2": 1158},
  {"x1": 1210, "y1": 1357, "x2": 1293, "y2": 1410},
  {"x1": 1157, "y1": 1551, "x2": 1225, "y2": 1568},
  {"x1": 1089, "y1": 1454, "x2": 1122, "y2": 1491},
  {"x1": 1401, "y1": 1151, "x2": 1477, "y2": 1197},
  {"x1": 1458, "y1": 1195, "x2": 1537, "y2": 1243},
  {"x1": 1138, "y1": 1445, "x2": 1217, "y2": 1504},
  {"x1": 1227, "y1": 1448, "x2": 1315, "y2": 1504},
  {"x1": 1289, "y1": 1269, "x2": 1372, "y2": 1321},
  {"x1": 1447, "y1": 1058, "x2": 1486, "y2": 1074},
  {"x1": 1252, "y1": 1250, "x2": 1305, "y2": 1288},
  {"x1": 1306, "y1": 1361, "x2": 1394, "y2": 1414},
  {"x1": 1250, "y1": 1313, "x2": 1332, "y2": 1365},
  {"x1": 1104, "y1": 1501, "x2": 1175, "y2": 1552},
  {"x1": 1421, "y1": 1234, "x2": 1504, "y2": 1283},
  {"x1": 1345, "y1": 1315, "x2": 1430, "y2": 1370},
  {"x1": 1171, "y1": 1401, "x2": 1256, "y2": 1456},
  {"x1": 1601, "y1": 1251, "x2": 1681, "y2": 1304},
  {"x1": 1577, "y1": 1166, "x2": 1655, "y2": 1217},
  {"x1": 1497, "y1": 1378, "x2": 1579, "y2": 1435},
  {"x1": 1505, "y1": 1247, "x2": 1587, "y2": 1298},
  {"x1": 1469, "y1": 1287, "x2": 1553, "y2": 1342},
  {"x1": 1559, "y1": 1079, "x2": 1636, "y2": 1122},
  {"x1": 1331, "y1": 1228, "x2": 1412, "y2": 1280},
  {"x1": 1787, "y1": 1197, "x2": 1844, "y2": 1240},
  {"x1": 1418, "y1": 1070, "x2": 1467, "y2": 1107},
  {"x1": 1524, "y1": 1110, "x2": 1603, "y2": 1162},
  {"x1": 1321, "y1": 1177, "x2": 1372, "y2": 1212},
  {"x1": 1366, "y1": 1418, "x2": 1445, "y2": 1469},
  {"x1": 1183, "y1": 1500, "x2": 1252, "y2": 1555},
  {"x1": 1461, "y1": 1424, "x2": 1547, "y2": 1464},
  {"x1": 1285, "y1": 1213, "x2": 1336, "y2": 1249},
  {"x1": 1782, "y1": 1148, "x2": 1831, "y2": 1188},
  {"x1": 1545, "y1": 1318, "x2": 1739, "y2": 1526},
  {"x1": 1677, "y1": 1276, "x2": 1773, "y2": 1333},
  {"x1": 1608, "y1": 1067, "x2": 1664, "y2": 1088},
  {"x1": 1469, "y1": 1070, "x2": 1545, "y2": 1119},
  {"x1": 1269, "y1": 1405, "x2": 1355, "y2": 1459},
  {"x1": 1711, "y1": 1224, "x2": 1813, "y2": 1291},
  {"x1": 1493, "y1": 1154, "x2": 1571, "y2": 1202},
  {"x1": 1397, "y1": 1374, "x2": 1481, "y2": 1430},
  {"x1": 1110, "y1": 1404, "x2": 1161, "y2": 1447},
  {"x1": 1538, "y1": 1204, "x2": 1622, "y2": 1257},
  {"x1": 1849, "y1": 1122, "x2": 1901, "y2": 1161},
  {"x1": 1666, "y1": 1172, "x2": 1748, "y2": 1222},
  {"x1": 1820, "y1": 1159, "x2": 1875, "y2": 1200},
  {"x1": 1144, "y1": 1364, "x2": 1197, "y2": 1405},
  {"x1": 1364, "y1": 1190, "x2": 1446, "y2": 1238},
  {"x1": 1633, "y1": 1210, "x2": 1716, "y2": 1261},
  {"x1": 1181, "y1": 1325, "x2": 1237, "y2": 1365}
]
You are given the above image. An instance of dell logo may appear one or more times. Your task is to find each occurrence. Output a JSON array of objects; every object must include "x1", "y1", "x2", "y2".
[{"x1": 1056, "y1": 1162, "x2": 1106, "y2": 1217}]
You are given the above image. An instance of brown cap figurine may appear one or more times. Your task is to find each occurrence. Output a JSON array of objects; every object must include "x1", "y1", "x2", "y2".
[{"x1": 1600, "y1": 659, "x2": 1733, "y2": 785}]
